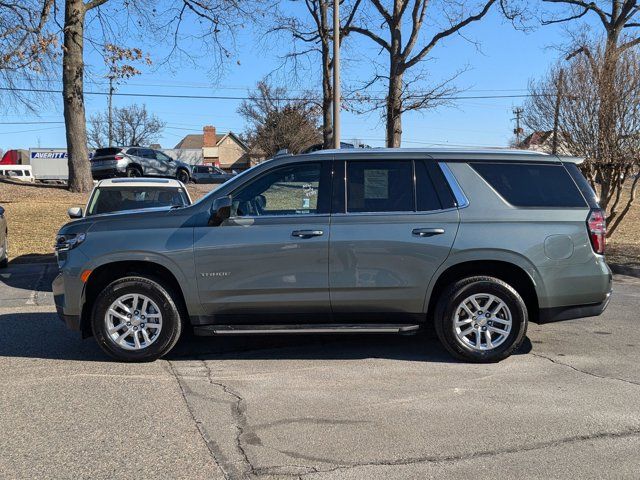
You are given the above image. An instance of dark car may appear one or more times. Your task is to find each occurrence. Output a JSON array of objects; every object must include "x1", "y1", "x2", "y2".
[{"x1": 191, "y1": 165, "x2": 235, "y2": 184}]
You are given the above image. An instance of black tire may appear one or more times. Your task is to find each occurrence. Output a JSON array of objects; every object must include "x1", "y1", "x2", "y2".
[
  {"x1": 434, "y1": 276, "x2": 528, "y2": 363},
  {"x1": 176, "y1": 168, "x2": 190, "y2": 184},
  {"x1": 126, "y1": 166, "x2": 142, "y2": 178},
  {"x1": 0, "y1": 237, "x2": 8, "y2": 268},
  {"x1": 91, "y1": 276, "x2": 183, "y2": 362}
]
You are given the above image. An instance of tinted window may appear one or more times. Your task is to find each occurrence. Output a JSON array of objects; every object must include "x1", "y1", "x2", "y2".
[
  {"x1": 87, "y1": 187, "x2": 190, "y2": 216},
  {"x1": 94, "y1": 147, "x2": 123, "y2": 158},
  {"x1": 347, "y1": 161, "x2": 413, "y2": 212},
  {"x1": 126, "y1": 148, "x2": 139, "y2": 156},
  {"x1": 232, "y1": 162, "x2": 323, "y2": 216},
  {"x1": 139, "y1": 149, "x2": 156, "y2": 159},
  {"x1": 415, "y1": 161, "x2": 442, "y2": 211},
  {"x1": 563, "y1": 162, "x2": 599, "y2": 208},
  {"x1": 156, "y1": 151, "x2": 173, "y2": 162},
  {"x1": 471, "y1": 163, "x2": 587, "y2": 208}
]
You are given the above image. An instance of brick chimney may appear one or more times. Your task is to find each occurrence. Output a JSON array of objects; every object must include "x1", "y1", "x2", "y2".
[{"x1": 203, "y1": 125, "x2": 217, "y2": 147}]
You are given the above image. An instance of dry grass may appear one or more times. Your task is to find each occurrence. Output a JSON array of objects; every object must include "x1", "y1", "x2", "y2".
[
  {"x1": 0, "y1": 178, "x2": 638, "y2": 265},
  {"x1": 0, "y1": 179, "x2": 215, "y2": 261}
]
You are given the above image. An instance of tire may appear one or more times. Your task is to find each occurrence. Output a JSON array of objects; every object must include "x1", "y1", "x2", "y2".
[
  {"x1": 126, "y1": 166, "x2": 142, "y2": 178},
  {"x1": 0, "y1": 236, "x2": 8, "y2": 268},
  {"x1": 176, "y1": 168, "x2": 190, "y2": 184},
  {"x1": 434, "y1": 276, "x2": 528, "y2": 363},
  {"x1": 91, "y1": 276, "x2": 183, "y2": 362}
]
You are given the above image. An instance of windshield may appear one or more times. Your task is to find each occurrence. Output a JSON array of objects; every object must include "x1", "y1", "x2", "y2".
[{"x1": 87, "y1": 186, "x2": 190, "y2": 216}]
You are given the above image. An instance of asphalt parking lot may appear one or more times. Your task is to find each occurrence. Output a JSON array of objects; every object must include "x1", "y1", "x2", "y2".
[{"x1": 1, "y1": 262, "x2": 639, "y2": 479}]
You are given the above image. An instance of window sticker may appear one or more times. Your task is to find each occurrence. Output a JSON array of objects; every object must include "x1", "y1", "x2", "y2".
[
  {"x1": 303, "y1": 183, "x2": 317, "y2": 197},
  {"x1": 364, "y1": 169, "x2": 389, "y2": 199}
]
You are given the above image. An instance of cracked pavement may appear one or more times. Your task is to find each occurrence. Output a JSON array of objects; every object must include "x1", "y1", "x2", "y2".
[{"x1": 1, "y1": 262, "x2": 639, "y2": 479}]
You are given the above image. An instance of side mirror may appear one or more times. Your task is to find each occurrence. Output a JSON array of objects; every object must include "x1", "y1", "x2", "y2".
[
  {"x1": 68, "y1": 207, "x2": 83, "y2": 219},
  {"x1": 209, "y1": 196, "x2": 232, "y2": 226}
]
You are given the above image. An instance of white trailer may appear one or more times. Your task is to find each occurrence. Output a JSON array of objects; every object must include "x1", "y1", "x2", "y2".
[{"x1": 29, "y1": 148, "x2": 69, "y2": 181}]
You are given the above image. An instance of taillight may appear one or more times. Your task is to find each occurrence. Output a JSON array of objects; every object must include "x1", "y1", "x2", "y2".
[
  {"x1": 587, "y1": 208, "x2": 606, "y2": 254},
  {"x1": 114, "y1": 154, "x2": 124, "y2": 161}
]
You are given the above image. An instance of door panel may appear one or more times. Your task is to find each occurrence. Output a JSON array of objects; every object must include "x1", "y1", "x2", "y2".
[
  {"x1": 329, "y1": 210, "x2": 459, "y2": 313},
  {"x1": 194, "y1": 216, "x2": 330, "y2": 315},
  {"x1": 193, "y1": 160, "x2": 332, "y2": 317}
]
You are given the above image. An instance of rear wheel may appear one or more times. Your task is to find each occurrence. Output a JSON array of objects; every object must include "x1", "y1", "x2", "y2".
[
  {"x1": 91, "y1": 276, "x2": 183, "y2": 362},
  {"x1": 434, "y1": 276, "x2": 528, "y2": 363},
  {"x1": 126, "y1": 166, "x2": 142, "y2": 178}
]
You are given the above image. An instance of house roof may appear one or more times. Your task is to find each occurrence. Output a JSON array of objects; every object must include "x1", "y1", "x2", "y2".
[{"x1": 173, "y1": 132, "x2": 248, "y2": 151}]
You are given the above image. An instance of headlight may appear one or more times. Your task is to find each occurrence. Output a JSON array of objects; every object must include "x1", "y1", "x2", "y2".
[{"x1": 55, "y1": 233, "x2": 86, "y2": 252}]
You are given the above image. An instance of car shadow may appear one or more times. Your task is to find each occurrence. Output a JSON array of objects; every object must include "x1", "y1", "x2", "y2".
[
  {"x1": 0, "y1": 311, "x2": 533, "y2": 363},
  {"x1": 0, "y1": 260, "x2": 57, "y2": 293}
]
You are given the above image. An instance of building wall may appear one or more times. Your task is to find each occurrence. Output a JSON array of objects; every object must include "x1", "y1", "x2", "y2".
[{"x1": 218, "y1": 136, "x2": 250, "y2": 170}]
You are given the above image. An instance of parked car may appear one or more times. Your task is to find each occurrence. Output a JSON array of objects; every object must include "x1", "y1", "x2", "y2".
[
  {"x1": 191, "y1": 165, "x2": 236, "y2": 184},
  {"x1": 0, "y1": 165, "x2": 35, "y2": 183},
  {"x1": 53, "y1": 148, "x2": 611, "y2": 363},
  {"x1": 91, "y1": 147, "x2": 191, "y2": 183},
  {"x1": 68, "y1": 178, "x2": 192, "y2": 219},
  {"x1": 0, "y1": 205, "x2": 7, "y2": 268}
]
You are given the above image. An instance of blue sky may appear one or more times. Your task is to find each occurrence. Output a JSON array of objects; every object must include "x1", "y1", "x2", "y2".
[{"x1": 0, "y1": 3, "x2": 588, "y2": 152}]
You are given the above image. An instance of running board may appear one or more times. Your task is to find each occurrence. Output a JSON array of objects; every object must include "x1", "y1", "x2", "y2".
[{"x1": 193, "y1": 323, "x2": 421, "y2": 336}]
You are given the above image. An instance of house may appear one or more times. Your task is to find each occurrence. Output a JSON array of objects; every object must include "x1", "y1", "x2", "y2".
[
  {"x1": 518, "y1": 131, "x2": 572, "y2": 155},
  {"x1": 174, "y1": 126, "x2": 254, "y2": 171}
]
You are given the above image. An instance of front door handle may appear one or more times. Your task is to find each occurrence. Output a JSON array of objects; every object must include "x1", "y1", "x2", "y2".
[
  {"x1": 292, "y1": 230, "x2": 324, "y2": 238},
  {"x1": 412, "y1": 228, "x2": 445, "y2": 237}
]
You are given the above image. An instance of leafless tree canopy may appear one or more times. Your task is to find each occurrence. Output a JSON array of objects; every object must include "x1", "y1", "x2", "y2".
[
  {"x1": 88, "y1": 103, "x2": 165, "y2": 148},
  {"x1": 345, "y1": 0, "x2": 510, "y2": 147},
  {"x1": 0, "y1": 0, "x2": 56, "y2": 110},
  {"x1": 269, "y1": 0, "x2": 362, "y2": 148},
  {"x1": 525, "y1": 43, "x2": 640, "y2": 235},
  {"x1": 239, "y1": 80, "x2": 322, "y2": 158}
]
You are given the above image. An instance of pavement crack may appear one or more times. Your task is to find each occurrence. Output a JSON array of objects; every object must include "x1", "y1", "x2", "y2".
[
  {"x1": 200, "y1": 358, "x2": 256, "y2": 479},
  {"x1": 531, "y1": 352, "x2": 640, "y2": 388},
  {"x1": 165, "y1": 360, "x2": 230, "y2": 480},
  {"x1": 295, "y1": 428, "x2": 640, "y2": 477}
]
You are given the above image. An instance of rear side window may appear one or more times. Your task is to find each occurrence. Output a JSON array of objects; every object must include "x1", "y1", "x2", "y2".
[
  {"x1": 347, "y1": 161, "x2": 413, "y2": 212},
  {"x1": 563, "y1": 162, "x2": 600, "y2": 208},
  {"x1": 471, "y1": 163, "x2": 587, "y2": 208}
]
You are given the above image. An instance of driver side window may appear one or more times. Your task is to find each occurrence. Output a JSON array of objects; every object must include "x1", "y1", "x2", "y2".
[{"x1": 232, "y1": 162, "x2": 322, "y2": 217}]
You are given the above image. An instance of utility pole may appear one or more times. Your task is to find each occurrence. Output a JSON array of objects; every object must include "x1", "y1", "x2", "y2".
[
  {"x1": 332, "y1": 0, "x2": 341, "y2": 149},
  {"x1": 107, "y1": 74, "x2": 115, "y2": 147},
  {"x1": 551, "y1": 68, "x2": 564, "y2": 155},
  {"x1": 512, "y1": 107, "x2": 524, "y2": 146}
]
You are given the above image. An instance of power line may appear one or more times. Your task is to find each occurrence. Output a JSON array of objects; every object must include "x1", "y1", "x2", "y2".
[{"x1": 0, "y1": 86, "x2": 551, "y2": 102}]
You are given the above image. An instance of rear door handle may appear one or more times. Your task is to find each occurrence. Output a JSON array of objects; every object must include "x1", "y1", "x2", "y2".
[
  {"x1": 412, "y1": 228, "x2": 445, "y2": 237},
  {"x1": 292, "y1": 230, "x2": 324, "y2": 238}
]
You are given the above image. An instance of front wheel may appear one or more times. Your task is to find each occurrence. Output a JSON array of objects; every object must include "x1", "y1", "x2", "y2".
[
  {"x1": 434, "y1": 276, "x2": 528, "y2": 363},
  {"x1": 176, "y1": 169, "x2": 190, "y2": 184},
  {"x1": 91, "y1": 276, "x2": 183, "y2": 362}
]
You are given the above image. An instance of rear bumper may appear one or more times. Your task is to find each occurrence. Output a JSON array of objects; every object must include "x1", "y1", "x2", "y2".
[{"x1": 537, "y1": 289, "x2": 612, "y2": 323}]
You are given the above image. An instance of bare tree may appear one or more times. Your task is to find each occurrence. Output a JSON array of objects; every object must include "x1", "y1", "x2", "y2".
[
  {"x1": 88, "y1": 104, "x2": 165, "y2": 148},
  {"x1": 270, "y1": 0, "x2": 362, "y2": 148},
  {"x1": 0, "y1": 0, "x2": 56, "y2": 109},
  {"x1": 239, "y1": 80, "x2": 322, "y2": 157},
  {"x1": 540, "y1": 1, "x2": 640, "y2": 215},
  {"x1": 345, "y1": 0, "x2": 507, "y2": 147},
  {"x1": 525, "y1": 44, "x2": 640, "y2": 236},
  {"x1": 59, "y1": 0, "x2": 262, "y2": 192}
]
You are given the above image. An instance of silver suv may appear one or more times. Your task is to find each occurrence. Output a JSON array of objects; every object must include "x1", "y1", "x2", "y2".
[
  {"x1": 53, "y1": 148, "x2": 612, "y2": 363},
  {"x1": 91, "y1": 147, "x2": 192, "y2": 183}
]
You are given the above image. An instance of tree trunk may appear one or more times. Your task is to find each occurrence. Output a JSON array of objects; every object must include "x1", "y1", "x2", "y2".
[
  {"x1": 322, "y1": 44, "x2": 333, "y2": 149},
  {"x1": 63, "y1": 0, "x2": 93, "y2": 193},
  {"x1": 386, "y1": 63, "x2": 403, "y2": 147}
]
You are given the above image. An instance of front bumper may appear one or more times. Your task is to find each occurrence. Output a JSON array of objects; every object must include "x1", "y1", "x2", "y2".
[
  {"x1": 538, "y1": 289, "x2": 612, "y2": 323},
  {"x1": 53, "y1": 272, "x2": 82, "y2": 331}
]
